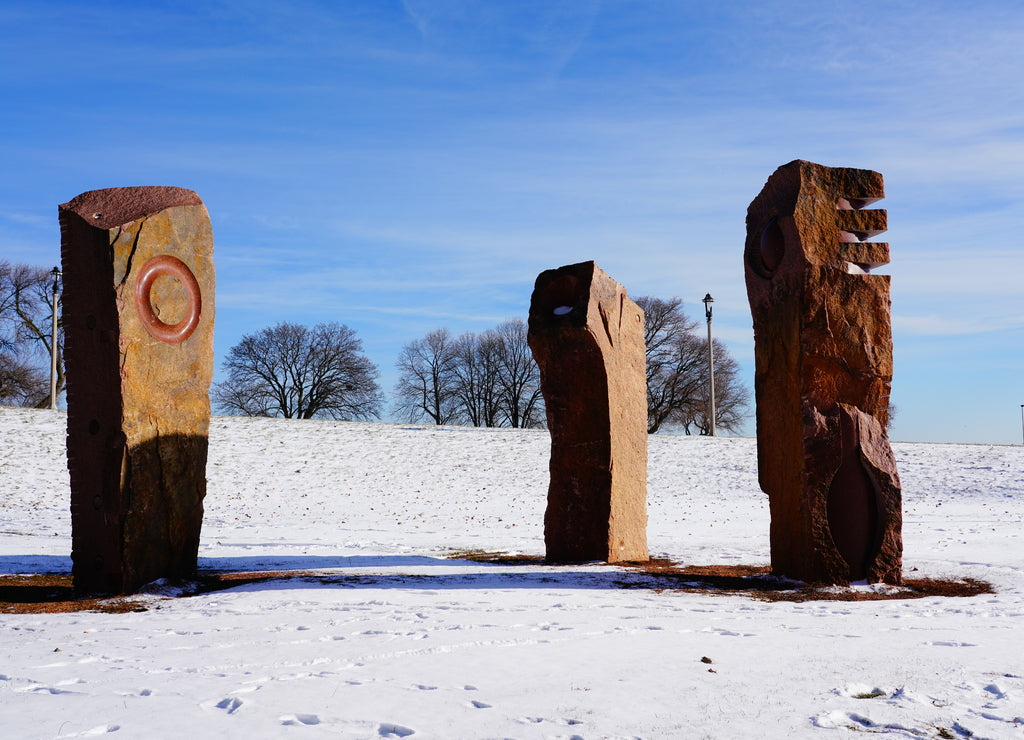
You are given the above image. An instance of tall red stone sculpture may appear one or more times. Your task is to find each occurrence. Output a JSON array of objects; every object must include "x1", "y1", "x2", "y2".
[
  {"x1": 59, "y1": 187, "x2": 215, "y2": 594},
  {"x1": 744, "y1": 160, "x2": 902, "y2": 585},
  {"x1": 527, "y1": 261, "x2": 649, "y2": 563}
]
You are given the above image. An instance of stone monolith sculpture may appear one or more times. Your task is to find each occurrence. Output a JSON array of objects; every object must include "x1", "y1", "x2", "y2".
[
  {"x1": 60, "y1": 186, "x2": 215, "y2": 594},
  {"x1": 527, "y1": 261, "x2": 648, "y2": 563},
  {"x1": 744, "y1": 160, "x2": 902, "y2": 585}
]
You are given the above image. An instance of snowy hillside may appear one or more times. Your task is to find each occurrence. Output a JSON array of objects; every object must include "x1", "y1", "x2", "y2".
[{"x1": 1, "y1": 407, "x2": 1022, "y2": 738}]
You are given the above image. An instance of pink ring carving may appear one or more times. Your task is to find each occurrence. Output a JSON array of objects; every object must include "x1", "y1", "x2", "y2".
[{"x1": 134, "y1": 255, "x2": 202, "y2": 344}]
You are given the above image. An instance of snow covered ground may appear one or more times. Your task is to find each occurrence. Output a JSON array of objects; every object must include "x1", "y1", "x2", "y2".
[{"x1": 1, "y1": 406, "x2": 1022, "y2": 739}]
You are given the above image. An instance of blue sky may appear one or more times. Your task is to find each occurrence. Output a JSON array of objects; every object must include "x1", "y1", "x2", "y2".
[{"x1": 2, "y1": 0, "x2": 1022, "y2": 443}]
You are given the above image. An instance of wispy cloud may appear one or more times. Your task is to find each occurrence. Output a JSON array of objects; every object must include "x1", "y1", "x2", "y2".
[
  {"x1": 3, "y1": 1, "x2": 1023, "y2": 441},
  {"x1": 400, "y1": 0, "x2": 601, "y2": 79}
]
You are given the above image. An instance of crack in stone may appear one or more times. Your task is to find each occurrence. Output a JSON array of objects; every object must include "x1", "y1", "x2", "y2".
[{"x1": 116, "y1": 217, "x2": 150, "y2": 288}]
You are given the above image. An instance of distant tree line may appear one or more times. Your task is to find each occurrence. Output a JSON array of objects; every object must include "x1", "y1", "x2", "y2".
[
  {"x1": 3, "y1": 262, "x2": 749, "y2": 436},
  {"x1": 390, "y1": 298, "x2": 748, "y2": 435},
  {"x1": 0, "y1": 261, "x2": 63, "y2": 408},
  {"x1": 393, "y1": 319, "x2": 543, "y2": 428}
]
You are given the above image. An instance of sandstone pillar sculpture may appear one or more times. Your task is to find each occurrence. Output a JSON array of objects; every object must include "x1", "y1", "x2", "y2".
[
  {"x1": 744, "y1": 160, "x2": 902, "y2": 585},
  {"x1": 527, "y1": 261, "x2": 648, "y2": 563},
  {"x1": 59, "y1": 187, "x2": 215, "y2": 594}
]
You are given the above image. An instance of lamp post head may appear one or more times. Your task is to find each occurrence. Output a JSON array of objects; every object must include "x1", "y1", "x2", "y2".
[
  {"x1": 51, "y1": 266, "x2": 61, "y2": 294},
  {"x1": 702, "y1": 292, "x2": 714, "y2": 319}
]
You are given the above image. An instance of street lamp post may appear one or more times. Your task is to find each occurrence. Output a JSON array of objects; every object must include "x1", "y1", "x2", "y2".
[
  {"x1": 49, "y1": 266, "x2": 60, "y2": 410},
  {"x1": 702, "y1": 293, "x2": 716, "y2": 437}
]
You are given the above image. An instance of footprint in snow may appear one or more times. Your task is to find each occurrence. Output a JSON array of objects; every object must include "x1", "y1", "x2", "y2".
[
  {"x1": 707, "y1": 627, "x2": 754, "y2": 637},
  {"x1": 74, "y1": 724, "x2": 121, "y2": 736},
  {"x1": 215, "y1": 697, "x2": 244, "y2": 714},
  {"x1": 813, "y1": 711, "x2": 880, "y2": 730},
  {"x1": 378, "y1": 723, "x2": 415, "y2": 738},
  {"x1": 837, "y1": 684, "x2": 888, "y2": 699},
  {"x1": 115, "y1": 688, "x2": 152, "y2": 698},
  {"x1": 981, "y1": 683, "x2": 1007, "y2": 700},
  {"x1": 18, "y1": 684, "x2": 79, "y2": 695},
  {"x1": 470, "y1": 700, "x2": 492, "y2": 709},
  {"x1": 280, "y1": 714, "x2": 320, "y2": 726}
]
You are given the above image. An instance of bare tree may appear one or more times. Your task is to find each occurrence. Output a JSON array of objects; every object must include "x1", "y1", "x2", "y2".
[
  {"x1": 0, "y1": 261, "x2": 63, "y2": 407},
  {"x1": 393, "y1": 328, "x2": 461, "y2": 425},
  {"x1": 636, "y1": 296, "x2": 701, "y2": 433},
  {"x1": 212, "y1": 321, "x2": 382, "y2": 420},
  {"x1": 493, "y1": 319, "x2": 543, "y2": 428},
  {"x1": 0, "y1": 355, "x2": 48, "y2": 407},
  {"x1": 395, "y1": 320, "x2": 543, "y2": 429},
  {"x1": 451, "y1": 329, "x2": 503, "y2": 427},
  {"x1": 635, "y1": 295, "x2": 749, "y2": 435},
  {"x1": 680, "y1": 339, "x2": 750, "y2": 436}
]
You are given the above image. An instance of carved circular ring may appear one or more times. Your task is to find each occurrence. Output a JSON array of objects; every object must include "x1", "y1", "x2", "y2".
[{"x1": 134, "y1": 255, "x2": 202, "y2": 344}]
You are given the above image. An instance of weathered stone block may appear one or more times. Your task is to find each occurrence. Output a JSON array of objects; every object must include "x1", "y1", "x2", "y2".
[
  {"x1": 745, "y1": 160, "x2": 902, "y2": 585},
  {"x1": 59, "y1": 186, "x2": 215, "y2": 594},
  {"x1": 527, "y1": 261, "x2": 648, "y2": 563}
]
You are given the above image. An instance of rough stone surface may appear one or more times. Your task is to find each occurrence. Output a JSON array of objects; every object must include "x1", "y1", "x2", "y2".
[
  {"x1": 59, "y1": 186, "x2": 215, "y2": 594},
  {"x1": 527, "y1": 261, "x2": 648, "y2": 563},
  {"x1": 744, "y1": 160, "x2": 902, "y2": 585}
]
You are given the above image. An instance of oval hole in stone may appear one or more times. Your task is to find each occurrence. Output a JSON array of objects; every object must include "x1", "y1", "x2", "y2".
[
  {"x1": 539, "y1": 274, "x2": 582, "y2": 317},
  {"x1": 827, "y1": 412, "x2": 881, "y2": 581},
  {"x1": 760, "y1": 217, "x2": 785, "y2": 273}
]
